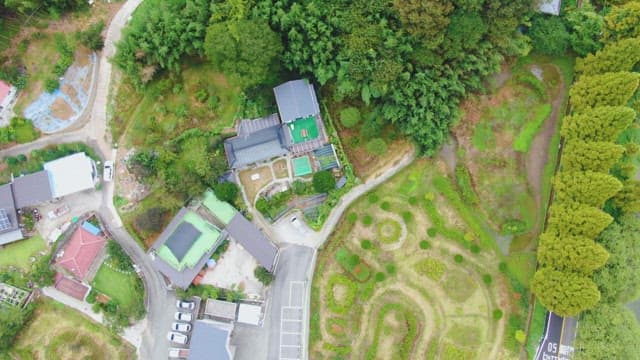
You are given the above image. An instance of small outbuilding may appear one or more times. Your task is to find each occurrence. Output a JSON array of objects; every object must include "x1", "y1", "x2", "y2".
[
  {"x1": 204, "y1": 298, "x2": 238, "y2": 322},
  {"x1": 44, "y1": 152, "x2": 96, "y2": 198},
  {"x1": 237, "y1": 303, "x2": 262, "y2": 326}
]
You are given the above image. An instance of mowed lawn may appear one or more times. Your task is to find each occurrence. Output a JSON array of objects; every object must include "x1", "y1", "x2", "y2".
[
  {"x1": 91, "y1": 263, "x2": 141, "y2": 309},
  {"x1": 0, "y1": 235, "x2": 47, "y2": 271},
  {"x1": 11, "y1": 299, "x2": 135, "y2": 360}
]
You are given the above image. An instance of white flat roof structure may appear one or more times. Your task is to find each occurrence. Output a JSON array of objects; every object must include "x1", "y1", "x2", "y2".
[
  {"x1": 44, "y1": 152, "x2": 95, "y2": 198},
  {"x1": 237, "y1": 303, "x2": 262, "y2": 325},
  {"x1": 538, "y1": 0, "x2": 561, "y2": 16}
]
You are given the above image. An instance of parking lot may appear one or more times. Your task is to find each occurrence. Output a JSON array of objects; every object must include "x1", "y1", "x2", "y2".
[
  {"x1": 279, "y1": 281, "x2": 306, "y2": 359},
  {"x1": 166, "y1": 297, "x2": 201, "y2": 356}
]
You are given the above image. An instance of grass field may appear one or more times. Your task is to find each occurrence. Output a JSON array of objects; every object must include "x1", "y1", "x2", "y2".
[
  {"x1": 11, "y1": 299, "x2": 136, "y2": 359},
  {"x1": 0, "y1": 236, "x2": 47, "y2": 271},
  {"x1": 92, "y1": 263, "x2": 142, "y2": 311},
  {"x1": 310, "y1": 160, "x2": 523, "y2": 359}
]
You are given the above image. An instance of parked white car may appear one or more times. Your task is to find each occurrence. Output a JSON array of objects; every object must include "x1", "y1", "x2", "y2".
[
  {"x1": 174, "y1": 312, "x2": 193, "y2": 322},
  {"x1": 171, "y1": 322, "x2": 192, "y2": 333},
  {"x1": 176, "y1": 300, "x2": 195, "y2": 311},
  {"x1": 103, "y1": 160, "x2": 114, "y2": 182},
  {"x1": 167, "y1": 332, "x2": 188, "y2": 345},
  {"x1": 168, "y1": 348, "x2": 189, "y2": 359}
]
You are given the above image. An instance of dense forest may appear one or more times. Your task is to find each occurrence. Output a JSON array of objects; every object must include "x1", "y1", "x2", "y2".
[{"x1": 114, "y1": 0, "x2": 531, "y2": 154}]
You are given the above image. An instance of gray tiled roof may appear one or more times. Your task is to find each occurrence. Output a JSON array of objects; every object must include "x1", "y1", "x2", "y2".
[
  {"x1": 224, "y1": 125, "x2": 289, "y2": 168},
  {"x1": 12, "y1": 170, "x2": 53, "y2": 208},
  {"x1": 226, "y1": 213, "x2": 278, "y2": 272},
  {"x1": 273, "y1": 79, "x2": 320, "y2": 123},
  {"x1": 237, "y1": 114, "x2": 281, "y2": 137},
  {"x1": 165, "y1": 222, "x2": 202, "y2": 262},
  {"x1": 204, "y1": 299, "x2": 238, "y2": 321},
  {"x1": 188, "y1": 320, "x2": 233, "y2": 360},
  {"x1": 0, "y1": 184, "x2": 19, "y2": 235}
]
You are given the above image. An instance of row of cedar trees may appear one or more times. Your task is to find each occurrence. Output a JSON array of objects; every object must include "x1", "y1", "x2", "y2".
[{"x1": 531, "y1": 36, "x2": 640, "y2": 316}]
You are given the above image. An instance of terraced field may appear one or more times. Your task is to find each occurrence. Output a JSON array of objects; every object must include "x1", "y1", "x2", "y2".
[{"x1": 310, "y1": 159, "x2": 521, "y2": 359}]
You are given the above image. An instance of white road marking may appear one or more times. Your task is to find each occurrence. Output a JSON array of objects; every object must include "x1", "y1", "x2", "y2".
[{"x1": 279, "y1": 281, "x2": 307, "y2": 360}]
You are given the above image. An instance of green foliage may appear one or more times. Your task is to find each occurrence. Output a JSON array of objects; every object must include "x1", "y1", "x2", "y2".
[
  {"x1": 106, "y1": 241, "x2": 133, "y2": 272},
  {"x1": 564, "y1": 4, "x2": 603, "y2": 57},
  {"x1": 576, "y1": 38, "x2": 640, "y2": 76},
  {"x1": 367, "y1": 193, "x2": 379, "y2": 203},
  {"x1": 546, "y1": 203, "x2": 613, "y2": 239},
  {"x1": 594, "y1": 215, "x2": 640, "y2": 303},
  {"x1": 312, "y1": 171, "x2": 336, "y2": 193},
  {"x1": 532, "y1": 268, "x2": 600, "y2": 317},
  {"x1": 204, "y1": 19, "x2": 282, "y2": 87},
  {"x1": 419, "y1": 240, "x2": 430, "y2": 250},
  {"x1": 213, "y1": 182, "x2": 239, "y2": 203},
  {"x1": 569, "y1": 72, "x2": 640, "y2": 112},
  {"x1": 386, "y1": 263, "x2": 397, "y2": 275},
  {"x1": 339, "y1": 107, "x2": 361, "y2": 128},
  {"x1": 0, "y1": 304, "x2": 33, "y2": 351},
  {"x1": 414, "y1": 258, "x2": 445, "y2": 281},
  {"x1": 471, "y1": 120, "x2": 495, "y2": 151},
  {"x1": 374, "y1": 272, "x2": 385, "y2": 282},
  {"x1": 176, "y1": 284, "x2": 219, "y2": 301},
  {"x1": 365, "y1": 303, "x2": 418, "y2": 360},
  {"x1": 561, "y1": 106, "x2": 636, "y2": 142},
  {"x1": 254, "y1": 266, "x2": 274, "y2": 286},
  {"x1": 513, "y1": 104, "x2": 551, "y2": 153},
  {"x1": 554, "y1": 171, "x2": 622, "y2": 208},
  {"x1": 362, "y1": 214, "x2": 373, "y2": 226},
  {"x1": 44, "y1": 77, "x2": 59, "y2": 93},
  {"x1": 528, "y1": 15, "x2": 570, "y2": 56},
  {"x1": 335, "y1": 248, "x2": 371, "y2": 282},
  {"x1": 454, "y1": 165, "x2": 478, "y2": 205},
  {"x1": 211, "y1": 239, "x2": 229, "y2": 261},
  {"x1": 492, "y1": 309, "x2": 503, "y2": 320},
  {"x1": 365, "y1": 138, "x2": 387, "y2": 156},
  {"x1": 0, "y1": 117, "x2": 39, "y2": 146},
  {"x1": 482, "y1": 274, "x2": 492, "y2": 285},
  {"x1": 347, "y1": 212, "x2": 357, "y2": 224},
  {"x1": 537, "y1": 233, "x2": 609, "y2": 275},
  {"x1": 453, "y1": 254, "x2": 464, "y2": 263},
  {"x1": 612, "y1": 180, "x2": 640, "y2": 214},
  {"x1": 603, "y1": 1, "x2": 640, "y2": 42},
  {"x1": 76, "y1": 21, "x2": 105, "y2": 51},
  {"x1": 574, "y1": 304, "x2": 640, "y2": 360},
  {"x1": 360, "y1": 239, "x2": 372, "y2": 250},
  {"x1": 255, "y1": 190, "x2": 292, "y2": 221},
  {"x1": 133, "y1": 207, "x2": 167, "y2": 233},
  {"x1": 561, "y1": 141, "x2": 625, "y2": 173},
  {"x1": 380, "y1": 201, "x2": 390, "y2": 211},
  {"x1": 114, "y1": 0, "x2": 212, "y2": 86},
  {"x1": 501, "y1": 219, "x2": 527, "y2": 235},
  {"x1": 427, "y1": 228, "x2": 437, "y2": 237}
]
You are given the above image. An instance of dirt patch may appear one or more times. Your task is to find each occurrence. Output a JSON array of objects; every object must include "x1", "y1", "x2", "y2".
[
  {"x1": 273, "y1": 159, "x2": 289, "y2": 179},
  {"x1": 50, "y1": 98, "x2": 74, "y2": 119},
  {"x1": 239, "y1": 165, "x2": 274, "y2": 204}
]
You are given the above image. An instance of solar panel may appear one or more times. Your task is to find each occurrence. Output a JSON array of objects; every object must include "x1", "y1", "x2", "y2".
[{"x1": 0, "y1": 209, "x2": 11, "y2": 231}]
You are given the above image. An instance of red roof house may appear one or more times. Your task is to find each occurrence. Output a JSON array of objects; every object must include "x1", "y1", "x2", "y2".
[
  {"x1": 54, "y1": 273, "x2": 89, "y2": 301},
  {"x1": 56, "y1": 226, "x2": 106, "y2": 280},
  {"x1": 0, "y1": 81, "x2": 11, "y2": 105}
]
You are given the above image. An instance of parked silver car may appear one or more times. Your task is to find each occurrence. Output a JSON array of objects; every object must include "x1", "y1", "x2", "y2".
[
  {"x1": 167, "y1": 331, "x2": 188, "y2": 345},
  {"x1": 174, "y1": 312, "x2": 193, "y2": 322},
  {"x1": 171, "y1": 322, "x2": 192, "y2": 333},
  {"x1": 176, "y1": 300, "x2": 195, "y2": 311}
]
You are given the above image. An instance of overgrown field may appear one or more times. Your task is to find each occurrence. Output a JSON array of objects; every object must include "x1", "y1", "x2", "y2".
[
  {"x1": 10, "y1": 299, "x2": 136, "y2": 359},
  {"x1": 310, "y1": 160, "x2": 531, "y2": 359},
  {"x1": 453, "y1": 56, "x2": 573, "y2": 253}
]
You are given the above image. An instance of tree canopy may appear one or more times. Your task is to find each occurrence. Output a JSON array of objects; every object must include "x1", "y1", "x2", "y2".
[
  {"x1": 537, "y1": 233, "x2": 609, "y2": 276},
  {"x1": 528, "y1": 15, "x2": 570, "y2": 56},
  {"x1": 546, "y1": 203, "x2": 613, "y2": 239},
  {"x1": 564, "y1": 4, "x2": 604, "y2": 57},
  {"x1": 569, "y1": 72, "x2": 640, "y2": 112},
  {"x1": 554, "y1": 171, "x2": 622, "y2": 208},
  {"x1": 313, "y1": 171, "x2": 336, "y2": 193},
  {"x1": 574, "y1": 304, "x2": 640, "y2": 360},
  {"x1": 602, "y1": 1, "x2": 640, "y2": 42},
  {"x1": 532, "y1": 268, "x2": 601, "y2": 317},
  {"x1": 561, "y1": 141, "x2": 625, "y2": 173},
  {"x1": 576, "y1": 37, "x2": 640, "y2": 76},
  {"x1": 560, "y1": 106, "x2": 636, "y2": 142}
]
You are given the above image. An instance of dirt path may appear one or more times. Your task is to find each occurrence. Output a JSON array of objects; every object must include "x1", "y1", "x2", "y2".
[{"x1": 525, "y1": 64, "x2": 567, "y2": 207}]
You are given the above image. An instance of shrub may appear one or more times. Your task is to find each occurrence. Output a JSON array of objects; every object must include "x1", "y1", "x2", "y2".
[
  {"x1": 386, "y1": 263, "x2": 397, "y2": 275},
  {"x1": 76, "y1": 20, "x2": 105, "y2": 50},
  {"x1": 401, "y1": 211, "x2": 412, "y2": 222},
  {"x1": 312, "y1": 171, "x2": 336, "y2": 193},
  {"x1": 367, "y1": 193, "x2": 379, "y2": 203},
  {"x1": 427, "y1": 228, "x2": 437, "y2": 237},
  {"x1": 414, "y1": 258, "x2": 446, "y2": 281},
  {"x1": 455, "y1": 165, "x2": 479, "y2": 205},
  {"x1": 362, "y1": 214, "x2": 373, "y2": 226},
  {"x1": 45, "y1": 78, "x2": 59, "y2": 93},
  {"x1": 339, "y1": 107, "x2": 361, "y2": 128},
  {"x1": 213, "y1": 182, "x2": 239, "y2": 203},
  {"x1": 502, "y1": 219, "x2": 528, "y2": 235},
  {"x1": 499, "y1": 262, "x2": 507, "y2": 273},
  {"x1": 454, "y1": 254, "x2": 464, "y2": 263},
  {"x1": 134, "y1": 207, "x2": 167, "y2": 233},
  {"x1": 380, "y1": 201, "x2": 390, "y2": 211},
  {"x1": 366, "y1": 138, "x2": 387, "y2": 156},
  {"x1": 408, "y1": 196, "x2": 417, "y2": 205},
  {"x1": 470, "y1": 244, "x2": 481, "y2": 254},
  {"x1": 493, "y1": 309, "x2": 504, "y2": 320},
  {"x1": 374, "y1": 272, "x2": 386, "y2": 282},
  {"x1": 254, "y1": 266, "x2": 274, "y2": 286},
  {"x1": 107, "y1": 241, "x2": 133, "y2": 272},
  {"x1": 483, "y1": 274, "x2": 493, "y2": 285},
  {"x1": 347, "y1": 213, "x2": 357, "y2": 224},
  {"x1": 361, "y1": 239, "x2": 373, "y2": 250},
  {"x1": 528, "y1": 15, "x2": 570, "y2": 55},
  {"x1": 419, "y1": 240, "x2": 430, "y2": 250}
]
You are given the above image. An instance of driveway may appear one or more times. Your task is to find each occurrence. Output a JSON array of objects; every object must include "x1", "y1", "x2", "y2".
[{"x1": 232, "y1": 244, "x2": 315, "y2": 360}]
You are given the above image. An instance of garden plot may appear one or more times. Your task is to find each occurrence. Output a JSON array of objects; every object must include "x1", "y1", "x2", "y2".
[
  {"x1": 310, "y1": 160, "x2": 517, "y2": 359},
  {"x1": 23, "y1": 50, "x2": 96, "y2": 133}
]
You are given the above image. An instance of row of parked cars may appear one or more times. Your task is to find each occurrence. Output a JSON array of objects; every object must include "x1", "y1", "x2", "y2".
[{"x1": 167, "y1": 300, "x2": 195, "y2": 346}]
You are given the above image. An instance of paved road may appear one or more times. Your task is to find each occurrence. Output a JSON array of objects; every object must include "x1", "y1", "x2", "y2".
[
  {"x1": 232, "y1": 244, "x2": 314, "y2": 360},
  {"x1": 535, "y1": 312, "x2": 575, "y2": 360}
]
